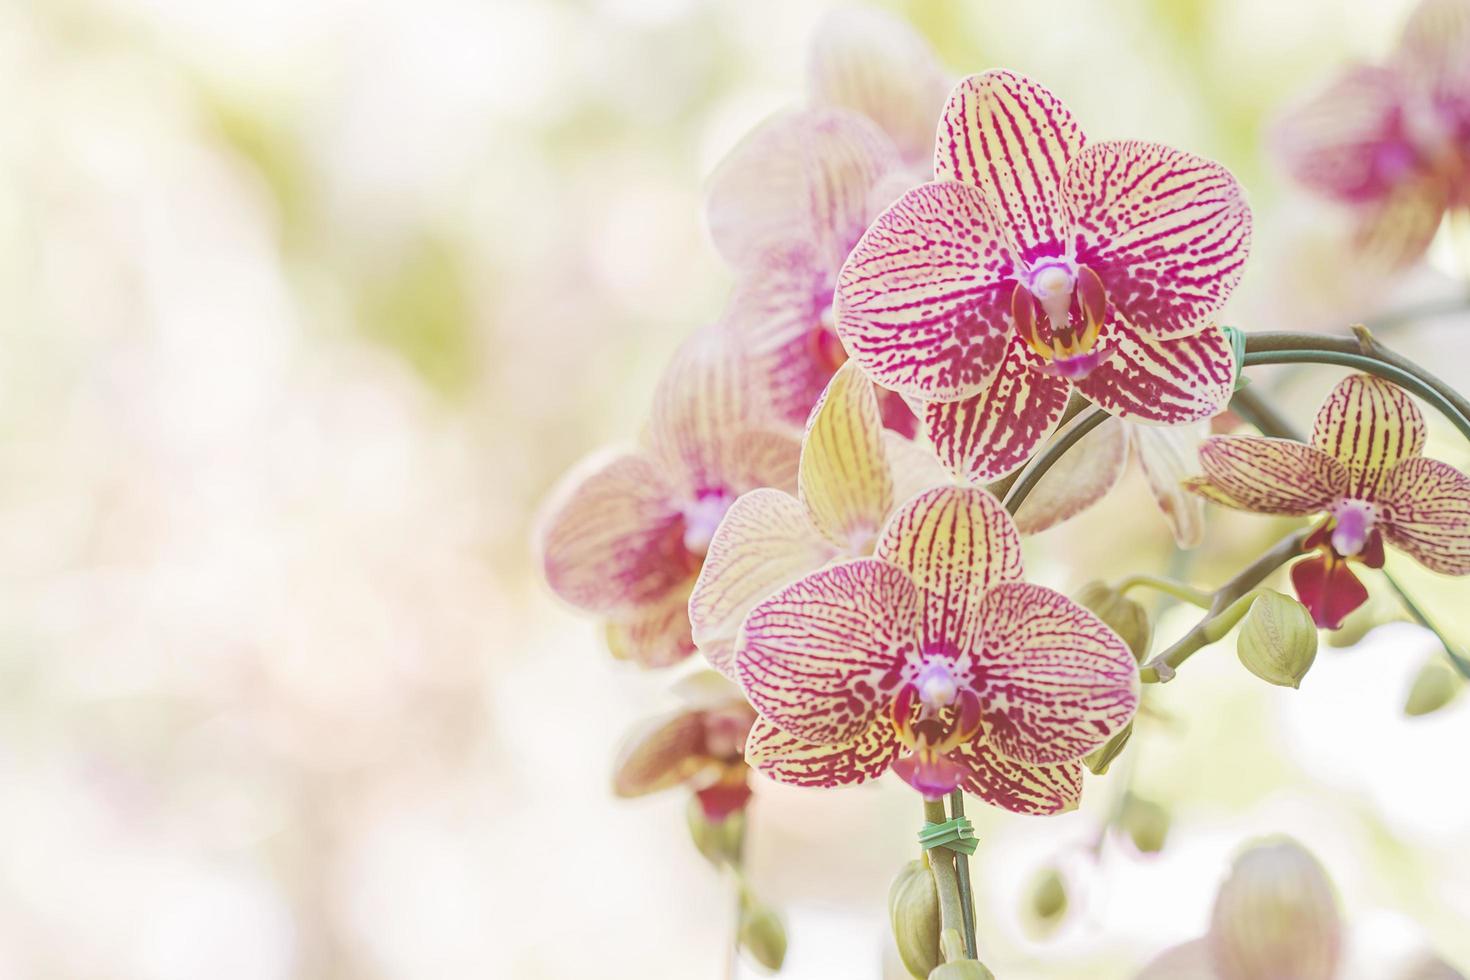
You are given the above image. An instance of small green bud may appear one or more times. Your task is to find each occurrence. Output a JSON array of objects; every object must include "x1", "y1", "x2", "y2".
[
  {"x1": 738, "y1": 901, "x2": 787, "y2": 972},
  {"x1": 1208, "y1": 837, "x2": 1342, "y2": 980},
  {"x1": 888, "y1": 859, "x2": 942, "y2": 978},
  {"x1": 928, "y1": 960, "x2": 996, "y2": 980},
  {"x1": 1119, "y1": 793, "x2": 1170, "y2": 854},
  {"x1": 1237, "y1": 590, "x2": 1318, "y2": 688},
  {"x1": 1025, "y1": 866, "x2": 1068, "y2": 936},
  {"x1": 1404, "y1": 657, "x2": 1463, "y2": 717},
  {"x1": 686, "y1": 797, "x2": 743, "y2": 867},
  {"x1": 1082, "y1": 722, "x2": 1132, "y2": 775},
  {"x1": 1074, "y1": 581, "x2": 1153, "y2": 663}
]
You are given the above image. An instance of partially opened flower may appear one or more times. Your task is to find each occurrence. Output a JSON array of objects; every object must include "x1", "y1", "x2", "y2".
[
  {"x1": 806, "y1": 6, "x2": 953, "y2": 173},
  {"x1": 1013, "y1": 416, "x2": 1209, "y2": 547},
  {"x1": 1186, "y1": 373, "x2": 1470, "y2": 629},
  {"x1": 689, "y1": 360, "x2": 949, "y2": 675},
  {"x1": 836, "y1": 70, "x2": 1250, "y2": 482},
  {"x1": 733, "y1": 485, "x2": 1139, "y2": 813},
  {"x1": 706, "y1": 108, "x2": 919, "y2": 434},
  {"x1": 612, "y1": 672, "x2": 758, "y2": 821},
  {"x1": 1274, "y1": 0, "x2": 1470, "y2": 268},
  {"x1": 539, "y1": 333, "x2": 800, "y2": 667}
]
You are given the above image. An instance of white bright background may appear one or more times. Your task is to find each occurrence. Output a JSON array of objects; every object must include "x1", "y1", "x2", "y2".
[{"x1": 0, "y1": 0, "x2": 1467, "y2": 978}]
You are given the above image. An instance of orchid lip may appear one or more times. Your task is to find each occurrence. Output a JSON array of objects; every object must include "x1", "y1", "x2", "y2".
[
  {"x1": 1328, "y1": 498, "x2": 1376, "y2": 557},
  {"x1": 682, "y1": 489, "x2": 735, "y2": 555}
]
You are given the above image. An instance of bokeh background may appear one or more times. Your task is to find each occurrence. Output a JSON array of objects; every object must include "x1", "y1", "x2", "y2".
[{"x1": 1, "y1": 0, "x2": 1468, "y2": 977}]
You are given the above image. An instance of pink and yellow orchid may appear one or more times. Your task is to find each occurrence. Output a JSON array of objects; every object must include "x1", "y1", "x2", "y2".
[
  {"x1": 1014, "y1": 417, "x2": 1210, "y2": 548},
  {"x1": 733, "y1": 485, "x2": 1139, "y2": 813},
  {"x1": 539, "y1": 334, "x2": 800, "y2": 667},
  {"x1": 612, "y1": 672, "x2": 757, "y2": 822},
  {"x1": 688, "y1": 360, "x2": 948, "y2": 675},
  {"x1": 1274, "y1": 0, "x2": 1470, "y2": 267},
  {"x1": 1186, "y1": 374, "x2": 1470, "y2": 629},
  {"x1": 835, "y1": 70, "x2": 1251, "y2": 482}
]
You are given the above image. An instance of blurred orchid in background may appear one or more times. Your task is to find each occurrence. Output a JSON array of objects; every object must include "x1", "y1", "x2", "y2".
[
  {"x1": 836, "y1": 69, "x2": 1250, "y2": 482},
  {"x1": 1187, "y1": 373, "x2": 1470, "y2": 628},
  {"x1": 1275, "y1": 0, "x2": 1470, "y2": 268},
  {"x1": 538, "y1": 333, "x2": 799, "y2": 667},
  {"x1": 734, "y1": 485, "x2": 1138, "y2": 812}
]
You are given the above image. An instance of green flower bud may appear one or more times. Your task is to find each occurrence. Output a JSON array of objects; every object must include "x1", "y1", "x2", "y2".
[
  {"x1": 686, "y1": 796, "x2": 743, "y2": 867},
  {"x1": 1404, "y1": 657, "x2": 1463, "y2": 717},
  {"x1": 1208, "y1": 837, "x2": 1342, "y2": 980},
  {"x1": 1074, "y1": 581, "x2": 1153, "y2": 663},
  {"x1": 1025, "y1": 866, "x2": 1068, "y2": 936},
  {"x1": 928, "y1": 960, "x2": 996, "y2": 980},
  {"x1": 888, "y1": 859, "x2": 942, "y2": 978},
  {"x1": 1236, "y1": 590, "x2": 1318, "y2": 688},
  {"x1": 1082, "y1": 721, "x2": 1132, "y2": 775},
  {"x1": 1119, "y1": 793, "x2": 1170, "y2": 854},
  {"x1": 738, "y1": 901, "x2": 787, "y2": 972}
]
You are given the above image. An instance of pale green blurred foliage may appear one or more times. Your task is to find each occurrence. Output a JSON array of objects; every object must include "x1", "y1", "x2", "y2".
[{"x1": 1, "y1": 0, "x2": 1468, "y2": 978}]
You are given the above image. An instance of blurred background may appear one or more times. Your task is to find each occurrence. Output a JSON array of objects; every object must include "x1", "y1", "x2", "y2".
[{"x1": 1, "y1": 0, "x2": 1467, "y2": 977}]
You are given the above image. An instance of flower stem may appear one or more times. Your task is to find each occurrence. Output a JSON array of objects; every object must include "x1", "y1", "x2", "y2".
[
  {"x1": 1001, "y1": 408, "x2": 1112, "y2": 515},
  {"x1": 1116, "y1": 574, "x2": 1213, "y2": 609},
  {"x1": 1139, "y1": 529, "x2": 1309, "y2": 683},
  {"x1": 923, "y1": 799, "x2": 971, "y2": 963},
  {"x1": 947, "y1": 790, "x2": 978, "y2": 959}
]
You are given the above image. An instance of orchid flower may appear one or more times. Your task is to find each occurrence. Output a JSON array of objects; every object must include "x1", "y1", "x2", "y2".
[
  {"x1": 835, "y1": 69, "x2": 1251, "y2": 482},
  {"x1": 732, "y1": 484, "x2": 1139, "y2": 813},
  {"x1": 688, "y1": 360, "x2": 949, "y2": 675},
  {"x1": 612, "y1": 672, "x2": 757, "y2": 822},
  {"x1": 1185, "y1": 374, "x2": 1470, "y2": 629},
  {"x1": 1274, "y1": 0, "x2": 1470, "y2": 268},
  {"x1": 706, "y1": 107, "x2": 920, "y2": 435},
  {"x1": 539, "y1": 333, "x2": 800, "y2": 667},
  {"x1": 1014, "y1": 416, "x2": 1210, "y2": 547}
]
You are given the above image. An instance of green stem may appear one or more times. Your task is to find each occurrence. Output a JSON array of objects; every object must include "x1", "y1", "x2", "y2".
[
  {"x1": 1116, "y1": 574, "x2": 1213, "y2": 609},
  {"x1": 1139, "y1": 529, "x2": 1308, "y2": 683},
  {"x1": 923, "y1": 799, "x2": 970, "y2": 964},
  {"x1": 947, "y1": 790, "x2": 978, "y2": 959},
  {"x1": 1001, "y1": 408, "x2": 1111, "y2": 515}
]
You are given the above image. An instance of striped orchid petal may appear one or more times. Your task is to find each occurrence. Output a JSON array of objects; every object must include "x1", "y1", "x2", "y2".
[
  {"x1": 1012, "y1": 416, "x2": 1129, "y2": 536},
  {"x1": 744, "y1": 716, "x2": 900, "y2": 788},
  {"x1": 1354, "y1": 178, "x2": 1449, "y2": 269},
  {"x1": 953, "y1": 740, "x2": 1083, "y2": 815},
  {"x1": 1193, "y1": 436, "x2": 1349, "y2": 514},
  {"x1": 1133, "y1": 422, "x2": 1209, "y2": 548},
  {"x1": 1274, "y1": 66, "x2": 1418, "y2": 205},
  {"x1": 737, "y1": 558, "x2": 918, "y2": 744},
  {"x1": 923, "y1": 338, "x2": 1073, "y2": 483},
  {"x1": 1072, "y1": 322, "x2": 1236, "y2": 424},
  {"x1": 806, "y1": 7, "x2": 952, "y2": 169},
  {"x1": 834, "y1": 180, "x2": 1016, "y2": 402},
  {"x1": 935, "y1": 70, "x2": 1085, "y2": 259},
  {"x1": 689, "y1": 488, "x2": 837, "y2": 653},
  {"x1": 540, "y1": 451, "x2": 695, "y2": 615},
  {"x1": 1397, "y1": 0, "x2": 1470, "y2": 103},
  {"x1": 969, "y1": 582, "x2": 1139, "y2": 765},
  {"x1": 876, "y1": 486, "x2": 1024, "y2": 651},
  {"x1": 800, "y1": 361, "x2": 895, "y2": 547},
  {"x1": 705, "y1": 108, "x2": 900, "y2": 271},
  {"x1": 1066, "y1": 140, "x2": 1252, "y2": 340},
  {"x1": 1381, "y1": 457, "x2": 1470, "y2": 574},
  {"x1": 1312, "y1": 373, "x2": 1427, "y2": 498},
  {"x1": 612, "y1": 712, "x2": 709, "y2": 797},
  {"x1": 720, "y1": 242, "x2": 838, "y2": 428},
  {"x1": 605, "y1": 580, "x2": 698, "y2": 668}
]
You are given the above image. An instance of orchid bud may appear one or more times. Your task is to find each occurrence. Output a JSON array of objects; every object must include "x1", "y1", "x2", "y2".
[
  {"x1": 1119, "y1": 794, "x2": 1170, "y2": 854},
  {"x1": 686, "y1": 796, "x2": 743, "y2": 867},
  {"x1": 1208, "y1": 837, "x2": 1342, "y2": 980},
  {"x1": 1025, "y1": 866, "x2": 1068, "y2": 935},
  {"x1": 1404, "y1": 657, "x2": 1463, "y2": 717},
  {"x1": 1074, "y1": 581, "x2": 1153, "y2": 663},
  {"x1": 738, "y1": 900, "x2": 787, "y2": 972},
  {"x1": 889, "y1": 859, "x2": 942, "y2": 978},
  {"x1": 1237, "y1": 590, "x2": 1318, "y2": 688},
  {"x1": 928, "y1": 960, "x2": 997, "y2": 980},
  {"x1": 1082, "y1": 721, "x2": 1132, "y2": 775}
]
